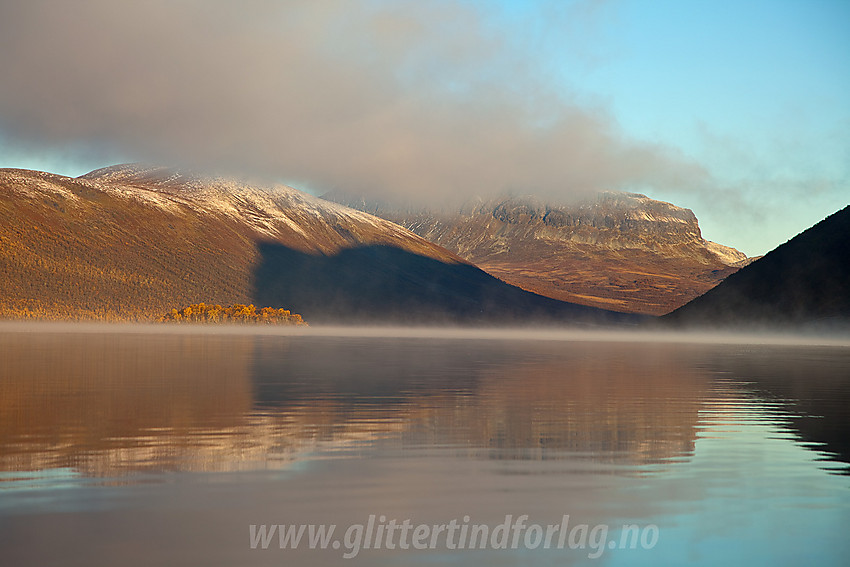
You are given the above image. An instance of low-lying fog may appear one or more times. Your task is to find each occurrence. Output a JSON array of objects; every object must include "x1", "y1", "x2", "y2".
[{"x1": 2, "y1": 320, "x2": 849, "y2": 348}]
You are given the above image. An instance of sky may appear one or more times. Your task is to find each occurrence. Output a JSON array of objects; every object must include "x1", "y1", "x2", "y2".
[{"x1": 0, "y1": 0, "x2": 847, "y2": 256}]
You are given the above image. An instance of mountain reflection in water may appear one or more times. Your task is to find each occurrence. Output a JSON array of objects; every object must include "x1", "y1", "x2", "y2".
[
  {"x1": 2, "y1": 328, "x2": 850, "y2": 566},
  {"x1": 1, "y1": 330, "x2": 846, "y2": 478}
]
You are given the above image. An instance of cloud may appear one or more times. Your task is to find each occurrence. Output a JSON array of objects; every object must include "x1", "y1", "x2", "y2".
[{"x1": 0, "y1": 0, "x2": 709, "y2": 204}]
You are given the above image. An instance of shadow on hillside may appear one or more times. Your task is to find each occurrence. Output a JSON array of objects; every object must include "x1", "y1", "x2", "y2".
[{"x1": 252, "y1": 243, "x2": 642, "y2": 326}]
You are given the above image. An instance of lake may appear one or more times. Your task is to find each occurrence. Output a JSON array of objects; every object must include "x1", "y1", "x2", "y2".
[{"x1": 1, "y1": 324, "x2": 849, "y2": 566}]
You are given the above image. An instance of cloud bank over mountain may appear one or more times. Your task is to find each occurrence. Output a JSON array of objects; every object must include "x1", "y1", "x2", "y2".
[{"x1": 0, "y1": 0, "x2": 709, "y2": 205}]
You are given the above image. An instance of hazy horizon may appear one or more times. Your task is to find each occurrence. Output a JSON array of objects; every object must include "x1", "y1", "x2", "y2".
[{"x1": 2, "y1": 320, "x2": 849, "y2": 349}]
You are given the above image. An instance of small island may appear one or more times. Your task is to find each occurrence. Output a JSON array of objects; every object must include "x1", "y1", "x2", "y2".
[{"x1": 158, "y1": 303, "x2": 306, "y2": 325}]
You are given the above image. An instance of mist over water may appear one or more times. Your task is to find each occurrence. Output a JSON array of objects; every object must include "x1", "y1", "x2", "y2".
[
  {"x1": 1, "y1": 325, "x2": 848, "y2": 565},
  {"x1": 2, "y1": 321, "x2": 849, "y2": 347}
]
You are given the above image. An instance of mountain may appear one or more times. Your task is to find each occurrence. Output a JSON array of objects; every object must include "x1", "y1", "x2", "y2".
[
  {"x1": 664, "y1": 205, "x2": 850, "y2": 328},
  {"x1": 0, "y1": 165, "x2": 636, "y2": 325},
  {"x1": 323, "y1": 192, "x2": 750, "y2": 315}
]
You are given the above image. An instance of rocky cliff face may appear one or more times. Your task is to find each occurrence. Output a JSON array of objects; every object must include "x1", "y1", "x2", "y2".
[{"x1": 325, "y1": 191, "x2": 749, "y2": 315}]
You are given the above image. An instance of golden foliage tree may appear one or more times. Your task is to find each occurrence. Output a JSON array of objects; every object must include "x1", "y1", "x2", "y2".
[{"x1": 158, "y1": 303, "x2": 306, "y2": 325}]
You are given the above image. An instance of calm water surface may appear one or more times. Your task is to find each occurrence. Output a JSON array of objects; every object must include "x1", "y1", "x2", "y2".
[{"x1": 1, "y1": 325, "x2": 848, "y2": 566}]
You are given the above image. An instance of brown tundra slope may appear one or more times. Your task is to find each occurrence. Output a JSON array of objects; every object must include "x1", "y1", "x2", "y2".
[
  {"x1": 324, "y1": 192, "x2": 752, "y2": 315},
  {"x1": 0, "y1": 165, "x2": 636, "y2": 325}
]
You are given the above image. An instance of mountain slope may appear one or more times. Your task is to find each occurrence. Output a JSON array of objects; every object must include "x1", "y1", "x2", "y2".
[
  {"x1": 79, "y1": 164, "x2": 462, "y2": 260},
  {"x1": 324, "y1": 192, "x2": 749, "y2": 315},
  {"x1": 0, "y1": 165, "x2": 635, "y2": 324},
  {"x1": 664, "y1": 205, "x2": 850, "y2": 328}
]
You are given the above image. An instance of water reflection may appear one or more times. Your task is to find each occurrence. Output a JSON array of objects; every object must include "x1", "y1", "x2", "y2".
[
  {"x1": 701, "y1": 345, "x2": 850, "y2": 473},
  {"x1": 2, "y1": 331, "x2": 846, "y2": 479},
  {"x1": 2, "y1": 329, "x2": 850, "y2": 566},
  {"x1": 0, "y1": 333, "x2": 255, "y2": 475}
]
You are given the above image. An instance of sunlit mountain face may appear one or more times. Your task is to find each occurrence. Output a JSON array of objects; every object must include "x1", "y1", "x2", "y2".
[
  {"x1": 324, "y1": 190, "x2": 751, "y2": 315},
  {"x1": 0, "y1": 165, "x2": 634, "y2": 325}
]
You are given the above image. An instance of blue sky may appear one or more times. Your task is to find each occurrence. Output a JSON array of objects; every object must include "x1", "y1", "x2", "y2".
[
  {"x1": 481, "y1": 0, "x2": 850, "y2": 254},
  {"x1": 1, "y1": 0, "x2": 847, "y2": 255}
]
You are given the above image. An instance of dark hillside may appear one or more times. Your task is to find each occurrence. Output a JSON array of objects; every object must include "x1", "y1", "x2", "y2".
[{"x1": 665, "y1": 206, "x2": 850, "y2": 328}]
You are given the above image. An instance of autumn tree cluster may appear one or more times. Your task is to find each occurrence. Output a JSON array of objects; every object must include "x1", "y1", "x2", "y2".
[{"x1": 158, "y1": 303, "x2": 306, "y2": 325}]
